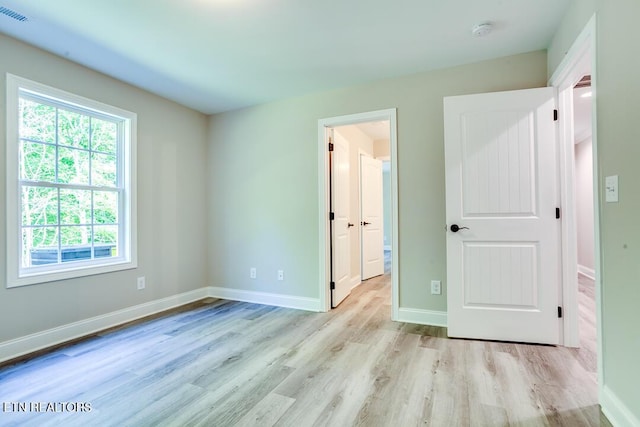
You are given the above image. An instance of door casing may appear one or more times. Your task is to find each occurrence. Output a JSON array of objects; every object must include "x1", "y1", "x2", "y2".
[{"x1": 318, "y1": 109, "x2": 398, "y2": 317}]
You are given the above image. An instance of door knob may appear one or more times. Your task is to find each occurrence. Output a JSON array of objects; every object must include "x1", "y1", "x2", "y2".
[
  {"x1": 361, "y1": 221, "x2": 371, "y2": 226},
  {"x1": 348, "y1": 223, "x2": 355, "y2": 228},
  {"x1": 450, "y1": 224, "x2": 469, "y2": 233}
]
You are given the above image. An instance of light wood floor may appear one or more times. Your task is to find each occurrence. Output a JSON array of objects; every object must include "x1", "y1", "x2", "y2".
[{"x1": 0, "y1": 273, "x2": 611, "y2": 426}]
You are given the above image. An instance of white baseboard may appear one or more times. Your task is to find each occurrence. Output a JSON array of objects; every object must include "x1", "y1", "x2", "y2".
[
  {"x1": 601, "y1": 385, "x2": 640, "y2": 427},
  {"x1": 0, "y1": 288, "x2": 209, "y2": 364},
  {"x1": 578, "y1": 264, "x2": 596, "y2": 280},
  {"x1": 397, "y1": 307, "x2": 447, "y2": 327},
  {"x1": 350, "y1": 276, "x2": 362, "y2": 290},
  {"x1": 208, "y1": 287, "x2": 321, "y2": 312}
]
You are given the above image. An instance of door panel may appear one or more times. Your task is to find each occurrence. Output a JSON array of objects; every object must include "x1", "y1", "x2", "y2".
[
  {"x1": 464, "y1": 243, "x2": 538, "y2": 308},
  {"x1": 331, "y1": 130, "x2": 351, "y2": 307},
  {"x1": 444, "y1": 87, "x2": 560, "y2": 345},
  {"x1": 462, "y1": 111, "x2": 535, "y2": 216},
  {"x1": 360, "y1": 155, "x2": 384, "y2": 280}
]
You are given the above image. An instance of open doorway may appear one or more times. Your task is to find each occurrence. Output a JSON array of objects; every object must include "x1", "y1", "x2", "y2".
[
  {"x1": 573, "y1": 75, "x2": 597, "y2": 355},
  {"x1": 331, "y1": 122, "x2": 390, "y2": 306},
  {"x1": 550, "y1": 15, "x2": 602, "y2": 391},
  {"x1": 317, "y1": 109, "x2": 398, "y2": 317}
]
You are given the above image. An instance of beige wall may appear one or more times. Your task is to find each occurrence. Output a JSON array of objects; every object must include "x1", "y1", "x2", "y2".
[
  {"x1": 575, "y1": 138, "x2": 594, "y2": 272},
  {"x1": 207, "y1": 50, "x2": 548, "y2": 311},
  {"x1": 547, "y1": 0, "x2": 597, "y2": 78},
  {"x1": 0, "y1": 34, "x2": 209, "y2": 343},
  {"x1": 595, "y1": 0, "x2": 640, "y2": 420},
  {"x1": 373, "y1": 139, "x2": 390, "y2": 159}
]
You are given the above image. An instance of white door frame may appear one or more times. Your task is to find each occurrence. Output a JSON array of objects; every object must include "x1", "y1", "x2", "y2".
[
  {"x1": 549, "y1": 15, "x2": 602, "y2": 391},
  {"x1": 318, "y1": 109, "x2": 398, "y2": 318}
]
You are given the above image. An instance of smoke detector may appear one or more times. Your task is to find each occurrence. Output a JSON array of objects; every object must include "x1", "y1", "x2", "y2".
[{"x1": 472, "y1": 22, "x2": 493, "y2": 37}]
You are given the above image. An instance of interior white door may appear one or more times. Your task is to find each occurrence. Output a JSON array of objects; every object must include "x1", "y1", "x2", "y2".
[
  {"x1": 360, "y1": 155, "x2": 384, "y2": 280},
  {"x1": 330, "y1": 130, "x2": 351, "y2": 307},
  {"x1": 444, "y1": 87, "x2": 560, "y2": 345}
]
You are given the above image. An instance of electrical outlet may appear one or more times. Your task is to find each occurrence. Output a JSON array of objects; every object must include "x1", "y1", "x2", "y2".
[
  {"x1": 277, "y1": 270, "x2": 284, "y2": 281},
  {"x1": 430, "y1": 280, "x2": 441, "y2": 295},
  {"x1": 250, "y1": 268, "x2": 257, "y2": 279},
  {"x1": 137, "y1": 276, "x2": 146, "y2": 290}
]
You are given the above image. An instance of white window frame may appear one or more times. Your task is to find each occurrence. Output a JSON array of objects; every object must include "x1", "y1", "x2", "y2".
[{"x1": 5, "y1": 74, "x2": 137, "y2": 287}]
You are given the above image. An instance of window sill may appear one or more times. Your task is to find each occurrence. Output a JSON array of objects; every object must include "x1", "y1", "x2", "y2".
[{"x1": 7, "y1": 258, "x2": 138, "y2": 288}]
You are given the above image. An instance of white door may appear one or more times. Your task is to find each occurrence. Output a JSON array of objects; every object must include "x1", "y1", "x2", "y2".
[
  {"x1": 444, "y1": 87, "x2": 560, "y2": 345},
  {"x1": 331, "y1": 130, "x2": 351, "y2": 307},
  {"x1": 360, "y1": 155, "x2": 384, "y2": 280}
]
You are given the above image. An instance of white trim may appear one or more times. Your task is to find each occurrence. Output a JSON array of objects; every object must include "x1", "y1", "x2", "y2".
[
  {"x1": 208, "y1": 287, "x2": 321, "y2": 312},
  {"x1": 397, "y1": 308, "x2": 447, "y2": 327},
  {"x1": 601, "y1": 385, "x2": 640, "y2": 427},
  {"x1": 578, "y1": 264, "x2": 596, "y2": 280},
  {"x1": 318, "y1": 123, "x2": 330, "y2": 312},
  {"x1": 555, "y1": 80, "x2": 579, "y2": 348},
  {"x1": 350, "y1": 276, "x2": 362, "y2": 290},
  {"x1": 0, "y1": 288, "x2": 208, "y2": 363},
  {"x1": 384, "y1": 245, "x2": 392, "y2": 251},
  {"x1": 318, "y1": 109, "x2": 399, "y2": 320},
  {"x1": 549, "y1": 15, "x2": 603, "y2": 394}
]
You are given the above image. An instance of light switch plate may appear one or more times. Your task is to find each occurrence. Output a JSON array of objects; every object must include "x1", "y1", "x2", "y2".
[{"x1": 605, "y1": 175, "x2": 619, "y2": 203}]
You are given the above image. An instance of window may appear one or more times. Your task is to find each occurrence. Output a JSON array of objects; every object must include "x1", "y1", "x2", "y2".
[{"x1": 6, "y1": 74, "x2": 136, "y2": 287}]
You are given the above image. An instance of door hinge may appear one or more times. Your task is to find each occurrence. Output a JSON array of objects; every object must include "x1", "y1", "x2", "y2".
[
  {"x1": 328, "y1": 142, "x2": 334, "y2": 151},
  {"x1": 554, "y1": 109, "x2": 558, "y2": 121},
  {"x1": 556, "y1": 207, "x2": 560, "y2": 219},
  {"x1": 558, "y1": 306, "x2": 563, "y2": 318},
  {"x1": 329, "y1": 212, "x2": 335, "y2": 220},
  {"x1": 330, "y1": 282, "x2": 335, "y2": 290}
]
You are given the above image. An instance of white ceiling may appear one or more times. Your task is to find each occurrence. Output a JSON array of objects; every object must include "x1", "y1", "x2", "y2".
[
  {"x1": 355, "y1": 121, "x2": 390, "y2": 141},
  {"x1": 0, "y1": 1, "x2": 570, "y2": 114}
]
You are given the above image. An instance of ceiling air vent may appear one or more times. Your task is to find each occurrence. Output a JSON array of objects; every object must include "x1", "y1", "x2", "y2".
[{"x1": 0, "y1": 6, "x2": 28, "y2": 22}]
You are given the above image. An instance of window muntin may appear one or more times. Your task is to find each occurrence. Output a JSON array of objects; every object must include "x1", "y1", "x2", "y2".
[{"x1": 6, "y1": 75, "x2": 136, "y2": 287}]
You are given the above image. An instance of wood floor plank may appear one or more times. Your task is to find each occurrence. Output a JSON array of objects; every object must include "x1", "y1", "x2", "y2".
[
  {"x1": 233, "y1": 393, "x2": 296, "y2": 427},
  {"x1": 464, "y1": 341, "x2": 509, "y2": 426},
  {"x1": 354, "y1": 339, "x2": 439, "y2": 426},
  {"x1": 307, "y1": 330, "x2": 404, "y2": 427},
  {"x1": 426, "y1": 338, "x2": 474, "y2": 426},
  {"x1": 273, "y1": 340, "x2": 380, "y2": 426},
  {"x1": 492, "y1": 349, "x2": 550, "y2": 425},
  {"x1": 94, "y1": 382, "x2": 206, "y2": 427},
  {"x1": 193, "y1": 364, "x2": 294, "y2": 427}
]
